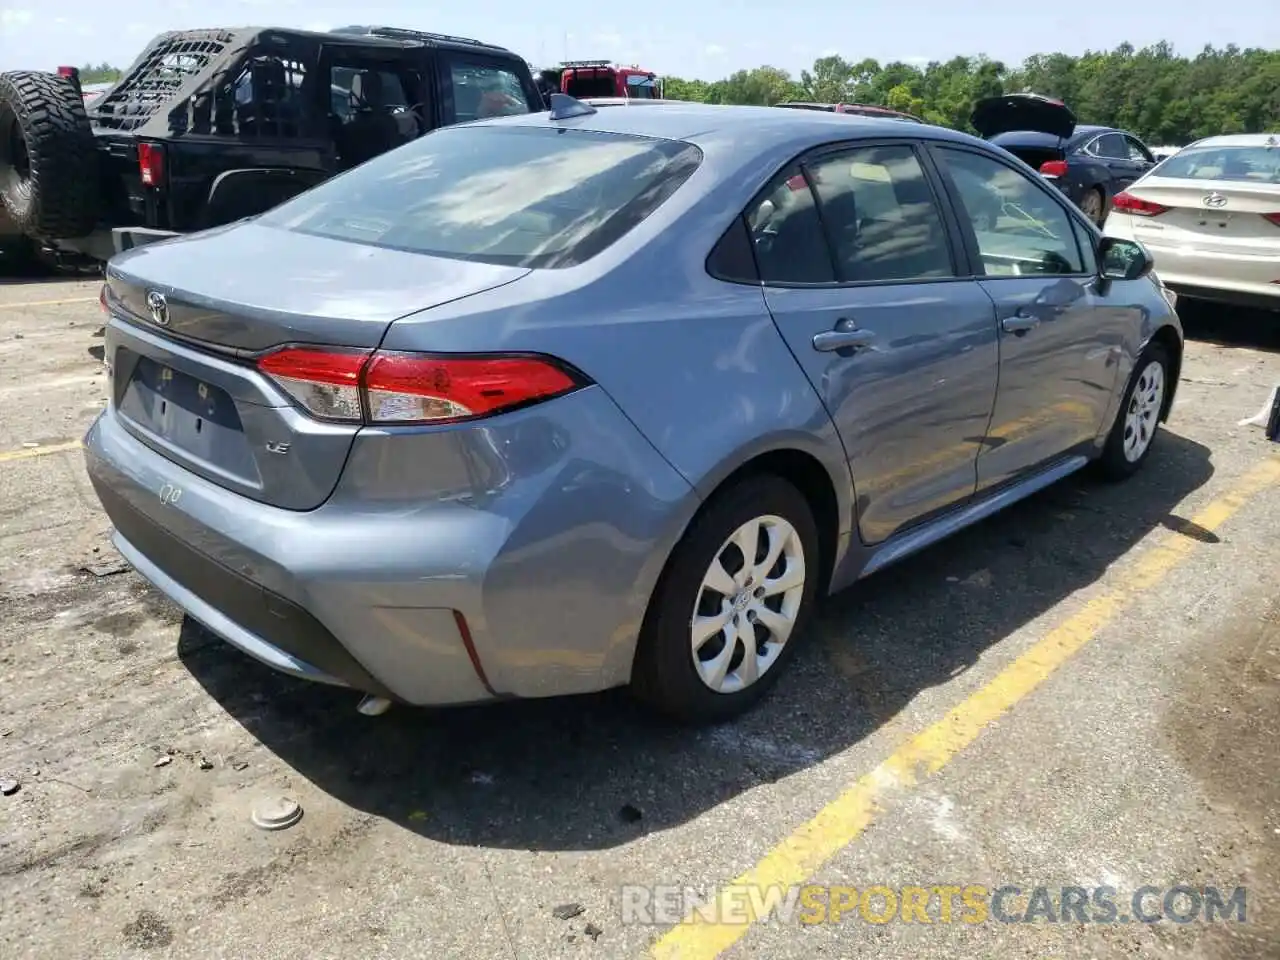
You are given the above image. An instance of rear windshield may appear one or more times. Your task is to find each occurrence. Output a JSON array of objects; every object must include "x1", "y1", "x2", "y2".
[
  {"x1": 1154, "y1": 144, "x2": 1280, "y2": 184},
  {"x1": 258, "y1": 125, "x2": 702, "y2": 268}
]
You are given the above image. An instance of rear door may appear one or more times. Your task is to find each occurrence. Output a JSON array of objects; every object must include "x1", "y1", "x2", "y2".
[
  {"x1": 436, "y1": 54, "x2": 542, "y2": 124},
  {"x1": 753, "y1": 140, "x2": 1000, "y2": 545},
  {"x1": 320, "y1": 43, "x2": 432, "y2": 171},
  {"x1": 1087, "y1": 132, "x2": 1144, "y2": 192},
  {"x1": 930, "y1": 143, "x2": 1122, "y2": 491}
]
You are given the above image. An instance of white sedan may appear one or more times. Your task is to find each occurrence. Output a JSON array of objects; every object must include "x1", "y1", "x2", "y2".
[{"x1": 1103, "y1": 133, "x2": 1280, "y2": 312}]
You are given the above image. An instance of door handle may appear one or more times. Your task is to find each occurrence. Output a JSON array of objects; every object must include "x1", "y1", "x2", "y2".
[
  {"x1": 1001, "y1": 312, "x2": 1040, "y2": 335},
  {"x1": 813, "y1": 320, "x2": 877, "y2": 355}
]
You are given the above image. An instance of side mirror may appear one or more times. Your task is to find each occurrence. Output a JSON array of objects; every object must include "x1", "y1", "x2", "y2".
[{"x1": 1098, "y1": 236, "x2": 1154, "y2": 282}]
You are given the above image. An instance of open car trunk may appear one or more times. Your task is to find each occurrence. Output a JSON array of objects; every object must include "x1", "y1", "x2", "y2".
[
  {"x1": 970, "y1": 93, "x2": 1078, "y2": 175},
  {"x1": 990, "y1": 141, "x2": 1065, "y2": 171}
]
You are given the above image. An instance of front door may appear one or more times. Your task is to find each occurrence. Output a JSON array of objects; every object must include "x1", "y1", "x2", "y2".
[
  {"x1": 437, "y1": 55, "x2": 542, "y2": 124},
  {"x1": 751, "y1": 142, "x2": 1000, "y2": 545},
  {"x1": 1090, "y1": 132, "x2": 1146, "y2": 192},
  {"x1": 930, "y1": 144, "x2": 1123, "y2": 492}
]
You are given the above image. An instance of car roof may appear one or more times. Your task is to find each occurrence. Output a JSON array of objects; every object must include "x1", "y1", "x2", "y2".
[
  {"x1": 1182, "y1": 133, "x2": 1280, "y2": 149},
  {"x1": 471, "y1": 101, "x2": 980, "y2": 153}
]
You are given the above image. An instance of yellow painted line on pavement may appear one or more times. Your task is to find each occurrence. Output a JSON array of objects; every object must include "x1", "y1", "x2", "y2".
[
  {"x1": 649, "y1": 454, "x2": 1280, "y2": 960},
  {"x1": 0, "y1": 440, "x2": 83, "y2": 464},
  {"x1": 0, "y1": 296, "x2": 97, "y2": 309}
]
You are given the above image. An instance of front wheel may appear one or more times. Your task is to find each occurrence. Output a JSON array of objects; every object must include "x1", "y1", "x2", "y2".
[
  {"x1": 1095, "y1": 342, "x2": 1170, "y2": 481},
  {"x1": 631, "y1": 474, "x2": 820, "y2": 724}
]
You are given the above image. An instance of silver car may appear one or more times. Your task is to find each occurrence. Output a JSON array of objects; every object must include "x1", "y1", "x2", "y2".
[{"x1": 85, "y1": 99, "x2": 1182, "y2": 724}]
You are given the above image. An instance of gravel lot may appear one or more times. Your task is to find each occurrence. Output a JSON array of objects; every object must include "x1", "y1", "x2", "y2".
[{"x1": 1, "y1": 277, "x2": 1278, "y2": 960}]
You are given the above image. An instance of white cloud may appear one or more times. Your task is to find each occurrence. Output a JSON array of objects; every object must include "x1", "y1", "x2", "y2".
[
  {"x1": 592, "y1": 31, "x2": 622, "y2": 46},
  {"x1": 704, "y1": 44, "x2": 726, "y2": 57},
  {"x1": 903, "y1": 55, "x2": 931, "y2": 65},
  {"x1": 125, "y1": 23, "x2": 153, "y2": 36},
  {"x1": 303, "y1": 22, "x2": 332, "y2": 33},
  {"x1": 1, "y1": 9, "x2": 34, "y2": 29}
]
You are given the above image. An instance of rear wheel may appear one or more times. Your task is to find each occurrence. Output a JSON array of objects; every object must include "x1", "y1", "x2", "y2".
[
  {"x1": 0, "y1": 71, "x2": 100, "y2": 239},
  {"x1": 1080, "y1": 186, "x2": 1105, "y2": 225},
  {"x1": 631, "y1": 475, "x2": 820, "y2": 724},
  {"x1": 1095, "y1": 342, "x2": 1170, "y2": 481}
]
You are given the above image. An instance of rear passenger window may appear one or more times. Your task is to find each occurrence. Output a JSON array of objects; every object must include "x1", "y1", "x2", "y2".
[
  {"x1": 804, "y1": 145, "x2": 955, "y2": 282},
  {"x1": 746, "y1": 169, "x2": 836, "y2": 284}
]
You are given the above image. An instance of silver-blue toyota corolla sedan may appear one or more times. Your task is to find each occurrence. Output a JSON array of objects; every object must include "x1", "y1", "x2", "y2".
[{"x1": 84, "y1": 98, "x2": 1182, "y2": 724}]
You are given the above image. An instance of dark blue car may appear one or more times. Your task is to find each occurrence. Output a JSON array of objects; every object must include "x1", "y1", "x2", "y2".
[{"x1": 971, "y1": 93, "x2": 1157, "y2": 225}]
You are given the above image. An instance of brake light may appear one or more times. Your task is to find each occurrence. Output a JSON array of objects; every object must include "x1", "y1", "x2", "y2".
[
  {"x1": 1111, "y1": 192, "x2": 1169, "y2": 217},
  {"x1": 363, "y1": 353, "x2": 580, "y2": 423},
  {"x1": 1039, "y1": 160, "x2": 1069, "y2": 178},
  {"x1": 56, "y1": 66, "x2": 79, "y2": 80},
  {"x1": 256, "y1": 347, "x2": 587, "y2": 424},
  {"x1": 1262, "y1": 213, "x2": 1280, "y2": 228},
  {"x1": 137, "y1": 142, "x2": 165, "y2": 187}
]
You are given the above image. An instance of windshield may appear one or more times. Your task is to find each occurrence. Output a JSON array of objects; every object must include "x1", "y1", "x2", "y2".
[
  {"x1": 1154, "y1": 143, "x2": 1280, "y2": 184},
  {"x1": 257, "y1": 125, "x2": 702, "y2": 269}
]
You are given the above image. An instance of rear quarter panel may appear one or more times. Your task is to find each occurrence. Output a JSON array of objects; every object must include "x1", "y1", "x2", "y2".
[{"x1": 378, "y1": 126, "x2": 857, "y2": 590}]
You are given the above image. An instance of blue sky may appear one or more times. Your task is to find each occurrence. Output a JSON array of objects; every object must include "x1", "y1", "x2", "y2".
[{"x1": 2, "y1": 0, "x2": 1279, "y2": 81}]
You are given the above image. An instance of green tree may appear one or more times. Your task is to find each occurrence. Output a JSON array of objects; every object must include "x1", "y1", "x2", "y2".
[{"x1": 661, "y1": 42, "x2": 1280, "y2": 143}]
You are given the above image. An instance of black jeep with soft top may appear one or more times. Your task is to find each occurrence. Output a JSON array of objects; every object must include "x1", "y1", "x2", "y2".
[{"x1": 0, "y1": 25, "x2": 543, "y2": 267}]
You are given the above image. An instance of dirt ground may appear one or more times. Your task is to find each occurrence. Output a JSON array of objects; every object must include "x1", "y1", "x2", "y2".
[{"x1": 1, "y1": 276, "x2": 1278, "y2": 960}]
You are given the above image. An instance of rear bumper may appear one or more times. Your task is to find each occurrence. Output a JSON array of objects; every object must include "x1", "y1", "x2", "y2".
[{"x1": 82, "y1": 386, "x2": 698, "y2": 706}]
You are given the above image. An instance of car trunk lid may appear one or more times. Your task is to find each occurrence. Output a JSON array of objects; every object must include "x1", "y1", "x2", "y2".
[
  {"x1": 970, "y1": 93, "x2": 1077, "y2": 140},
  {"x1": 1122, "y1": 177, "x2": 1280, "y2": 257},
  {"x1": 103, "y1": 221, "x2": 530, "y2": 510}
]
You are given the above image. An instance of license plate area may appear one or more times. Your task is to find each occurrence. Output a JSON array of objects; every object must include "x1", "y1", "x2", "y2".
[{"x1": 117, "y1": 351, "x2": 259, "y2": 479}]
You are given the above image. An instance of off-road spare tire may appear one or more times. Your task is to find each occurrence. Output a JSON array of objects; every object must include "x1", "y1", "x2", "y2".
[{"x1": 0, "y1": 71, "x2": 99, "y2": 239}]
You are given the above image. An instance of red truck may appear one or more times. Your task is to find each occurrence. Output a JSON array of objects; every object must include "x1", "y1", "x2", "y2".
[{"x1": 559, "y1": 60, "x2": 662, "y2": 99}]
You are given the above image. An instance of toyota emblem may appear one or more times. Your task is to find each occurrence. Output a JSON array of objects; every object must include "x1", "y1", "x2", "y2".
[
  {"x1": 145, "y1": 290, "x2": 169, "y2": 326},
  {"x1": 1202, "y1": 193, "x2": 1228, "y2": 209}
]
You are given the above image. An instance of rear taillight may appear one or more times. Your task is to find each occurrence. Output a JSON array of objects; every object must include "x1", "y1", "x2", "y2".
[
  {"x1": 258, "y1": 347, "x2": 368, "y2": 421},
  {"x1": 1262, "y1": 213, "x2": 1280, "y2": 228},
  {"x1": 256, "y1": 346, "x2": 587, "y2": 425},
  {"x1": 137, "y1": 142, "x2": 165, "y2": 187},
  {"x1": 1038, "y1": 160, "x2": 1069, "y2": 178},
  {"x1": 363, "y1": 353, "x2": 581, "y2": 423},
  {"x1": 1111, "y1": 191, "x2": 1169, "y2": 217}
]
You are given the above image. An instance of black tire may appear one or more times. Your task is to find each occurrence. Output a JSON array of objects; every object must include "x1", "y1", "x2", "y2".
[
  {"x1": 1095, "y1": 341, "x2": 1171, "y2": 481},
  {"x1": 0, "y1": 231, "x2": 38, "y2": 275},
  {"x1": 0, "y1": 71, "x2": 99, "y2": 239},
  {"x1": 631, "y1": 474, "x2": 821, "y2": 724},
  {"x1": 1080, "y1": 186, "x2": 1106, "y2": 226}
]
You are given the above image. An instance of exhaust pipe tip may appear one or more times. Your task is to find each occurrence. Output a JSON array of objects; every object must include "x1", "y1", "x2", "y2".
[{"x1": 356, "y1": 695, "x2": 392, "y2": 717}]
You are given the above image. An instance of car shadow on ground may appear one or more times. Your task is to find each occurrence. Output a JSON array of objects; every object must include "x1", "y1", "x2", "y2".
[
  {"x1": 1178, "y1": 300, "x2": 1280, "y2": 354},
  {"x1": 178, "y1": 431, "x2": 1214, "y2": 852}
]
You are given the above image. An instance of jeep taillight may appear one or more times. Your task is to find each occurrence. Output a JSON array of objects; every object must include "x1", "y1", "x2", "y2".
[
  {"x1": 257, "y1": 347, "x2": 589, "y2": 425},
  {"x1": 137, "y1": 142, "x2": 166, "y2": 187}
]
